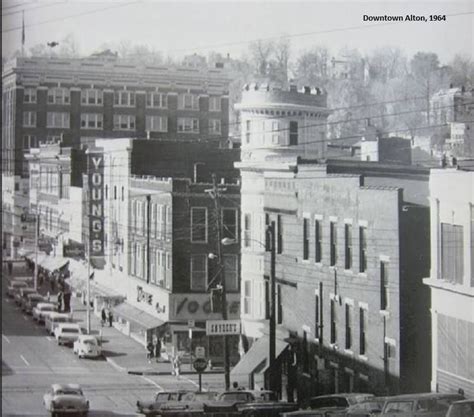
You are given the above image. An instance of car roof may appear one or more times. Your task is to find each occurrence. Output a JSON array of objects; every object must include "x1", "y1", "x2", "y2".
[
  {"x1": 78, "y1": 335, "x2": 97, "y2": 341},
  {"x1": 222, "y1": 390, "x2": 273, "y2": 395},
  {"x1": 57, "y1": 323, "x2": 80, "y2": 329},
  {"x1": 49, "y1": 312, "x2": 71, "y2": 318},
  {"x1": 21, "y1": 288, "x2": 36, "y2": 293},
  {"x1": 27, "y1": 293, "x2": 43, "y2": 299},
  {"x1": 385, "y1": 393, "x2": 463, "y2": 401},
  {"x1": 52, "y1": 383, "x2": 82, "y2": 391},
  {"x1": 451, "y1": 400, "x2": 474, "y2": 405},
  {"x1": 311, "y1": 393, "x2": 373, "y2": 399},
  {"x1": 36, "y1": 303, "x2": 56, "y2": 309}
]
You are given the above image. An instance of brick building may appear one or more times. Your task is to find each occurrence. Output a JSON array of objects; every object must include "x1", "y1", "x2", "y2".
[{"x1": 423, "y1": 166, "x2": 474, "y2": 398}]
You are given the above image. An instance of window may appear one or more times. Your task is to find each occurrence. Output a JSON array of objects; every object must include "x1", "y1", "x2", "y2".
[
  {"x1": 245, "y1": 120, "x2": 251, "y2": 144},
  {"x1": 345, "y1": 224, "x2": 352, "y2": 269},
  {"x1": 345, "y1": 303, "x2": 352, "y2": 350},
  {"x1": 244, "y1": 281, "x2": 252, "y2": 314},
  {"x1": 80, "y1": 113, "x2": 103, "y2": 129},
  {"x1": 178, "y1": 93, "x2": 199, "y2": 110},
  {"x1": 384, "y1": 340, "x2": 396, "y2": 359},
  {"x1": 23, "y1": 135, "x2": 38, "y2": 149},
  {"x1": 146, "y1": 92, "x2": 167, "y2": 108},
  {"x1": 48, "y1": 88, "x2": 70, "y2": 104},
  {"x1": 315, "y1": 292, "x2": 321, "y2": 339},
  {"x1": 315, "y1": 219, "x2": 322, "y2": 263},
  {"x1": 46, "y1": 135, "x2": 61, "y2": 143},
  {"x1": 24, "y1": 88, "x2": 36, "y2": 103},
  {"x1": 441, "y1": 223, "x2": 464, "y2": 284},
  {"x1": 330, "y1": 222, "x2": 337, "y2": 266},
  {"x1": 190, "y1": 255, "x2": 207, "y2": 291},
  {"x1": 244, "y1": 214, "x2": 251, "y2": 247},
  {"x1": 330, "y1": 298, "x2": 337, "y2": 344},
  {"x1": 114, "y1": 91, "x2": 135, "y2": 107},
  {"x1": 380, "y1": 261, "x2": 389, "y2": 310},
  {"x1": 302, "y1": 331, "x2": 309, "y2": 373},
  {"x1": 81, "y1": 89, "x2": 103, "y2": 105},
  {"x1": 136, "y1": 243, "x2": 142, "y2": 277},
  {"x1": 209, "y1": 119, "x2": 221, "y2": 134},
  {"x1": 146, "y1": 116, "x2": 168, "y2": 132},
  {"x1": 113, "y1": 115, "x2": 135, "y2": 131},
  {"x1": 359, "y1": 307, "x2": 367, "y2": 355},
  {"x1": 224, "y1": 255, "x2": 238, "y2": 291},
  {"x1": 23, "y1": 111, "x2": 36, "y2": 127},
  {"x1": 47, "y1": 112, "x2": 70, "y2": 128},
  {"x1": 289, "y1": 121, "x2": 298, "y2": 145},
  {"x1": 222, "y1": 208, "x2": 238, "y2": 240},
  {"x1": 303, "y1": 218, "x2": 310, "y2": 260},
  {"x1": 277, "y1": 215, "x2": 283, "y2": 254},
  {"x1": 277, "y1": 284, "x2": 283, "y2": 324},
  {"x1": 209, "y1": 96, "x2": 221, "y2": 112},
  {"x1": 191, "y1": 207, "x2": 207, "y2": 243},
  {"x1": 359, "y1": 227, "x2": 367, "y2": 273},
  {"x1": 178, "y1": 117, "x2": 199, "y2": 133}
]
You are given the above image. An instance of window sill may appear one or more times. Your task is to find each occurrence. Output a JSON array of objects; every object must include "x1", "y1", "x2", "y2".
[
  {"x1": 344, "y1": 268, "x2": 354, "y2": 274},
  {"x1": 113, "y1": 105, "x2": 136, "y2": 108},
  {"x1": 358, "y1": 354, "x2": 368, "y2": 361},
  {"x1": 344, "y1": 349, "x2": 354, "y2": 356},
  {"x1": 301, "y1": 259, "x2": 310, "y2": 264},
  {"x1": 147, "y1": 130, "x2": 168, "y2": 133},
  {"x1": 329, "y1": 343, "x2": 339, "y2": 350},
  {"x1": 379, "y1": 310, "x2": 390, "y2": 317},
  {"x1": 146, "y1": 106, "x2": 168, "y2": 110},
  {"x1": 80, "y1": 127, "x2": 103, "y2": 130},
  {"x1": 358, "y1": 272, "x2": 367, "y2": 277},
  {"x1": 81, "y1": 103, "x2": 103, "y2": 107},
  {"x1": 190, "y1": 240, "x2": 208, "y2": 244},
  {"x1": 177, "y1": 131, "x2": 200, "y2": 134}
]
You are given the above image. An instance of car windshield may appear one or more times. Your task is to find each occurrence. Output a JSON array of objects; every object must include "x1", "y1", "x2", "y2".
[
  {"x1": 54, "y1": 317, "x2": 69, "y2": 322},
  {"x1": 82, "y1": 339, "x2": 97, "y2": 345},
  {"x1": 56, "y1": 389, "x2": 82, "y2": 396},
  {"x1": 62, "y1": 328, "x2": 79, "y2": 333},
  {"x1": 310, "y1": 398, "x2": 350, "y2": 409},
  {"x1": 156, "y1": 393, "x2": 171, "y2": 401},
  {"x1": 448, "y1": 403, "x2": 474, "y2": 417},
  {"x1": 349, "y1": 401, "x2": 385, "y2": 412},
  {"x1": 385, "y1": 401, "x2": 414, "y2": 413},
  {"x1": 220, "y1": 393, "x2": 252, "y2": 402},
  {"x1": 41, "y1": 306, "x2": 55, "y2": 311}
]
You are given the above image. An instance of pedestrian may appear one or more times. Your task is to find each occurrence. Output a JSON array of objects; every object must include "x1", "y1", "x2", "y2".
[
  {"x1": 232, "y1": 381, "x2": 239, "y2": 391},
  {"x1": 8, "y1": 260, "x2": 13, "y2": 276},
  {"x1": 107, "y1": 309, "x2": 113, "y2": 327},
  {"x1": 38, "y1": 272, "x2": 44, "y2": 287},
  {"x1": 46, "y1": 291, "x2": 51, "y2": 303},
  {"x1": 173, "y1": 354, "x2": 181, "y2": 379},
  {"x1": 50, "y1": 276, "x2": 56, "y2": 293},
  {"x1": 57, "y1": 291, "x2": 63, "y2": 312},
  {"x1": 101, "y1": 307, "x2": 106, "y2": 327},
  {"x1": 154, "y1": 338, "x2": 161, "y2": 362},
  {"x1": 147, "y1": 341, "x2": 154, "y2": 363}
]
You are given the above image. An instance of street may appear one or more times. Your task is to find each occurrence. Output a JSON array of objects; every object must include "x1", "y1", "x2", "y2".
[{"x1": 1, "y1": 277, "x2": 225, "y2": 416}]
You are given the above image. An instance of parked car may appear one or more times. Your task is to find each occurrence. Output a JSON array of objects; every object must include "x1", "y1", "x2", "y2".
[
  {"x1": 73, "y1": 335, "x2": 101, "y2": 359},
  {"x1": 446, "y1": 400, "x2": 474, "y2": 417},
  {"x1": 43, "y1": 383, "x2": 89, "y2": 417},
  {"x1": 32, "y1": 303, "x2": 57, "y2": 323},
  {"x1": 45, "y1": 312, "x2": 73, "y2": 335},
  {"x1": 23, "y1": 293, "x2": 46, "y2": 314},
  {"x1": 381, "y1": 393, "x2": 464, "y2": 417},
  {"x1": 137, "y1": 390, "x2": 192, "y2": 417},
  {"x1": 159, "y1": 391, "x2": 219, "y2": 416},
  {"x1": 6, "y1": 280, "x2": 28, "y2": 298},
  {"x1": 283, "y1": 394, "x2": 374, "y2": 417},
  {"x1": 54, "y1": 323, "x2": 82, "y2": 346},
  {"x1": 15, "y1": 287, "x2": 36, "y2": 306},
  {"x1": 346, "y1": 397, "x2": 389, "y2": 417}
]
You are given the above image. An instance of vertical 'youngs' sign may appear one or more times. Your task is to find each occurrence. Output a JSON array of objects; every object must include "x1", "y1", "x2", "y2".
[{"x1": 87, "y1": 149, "x2": 105, "y2": 268}]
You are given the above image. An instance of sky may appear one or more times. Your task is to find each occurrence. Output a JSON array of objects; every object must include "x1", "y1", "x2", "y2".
[{"x1": 2, "y1": 0, "x2": 473, "y2": 64}]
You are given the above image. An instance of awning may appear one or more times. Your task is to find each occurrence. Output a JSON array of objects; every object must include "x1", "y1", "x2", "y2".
[
  {"x1": 40, "y1": 256, "x2": 69, "y2": 273},
  {"x1": 112, "y1": 302, "x2": 165, "y2": 330},
  {"x1": 25, "y1": 252, "x2": 47, "y2": 264},
  {"x1": 231, "y1": 335, "x2": 288, "y2": 377}
]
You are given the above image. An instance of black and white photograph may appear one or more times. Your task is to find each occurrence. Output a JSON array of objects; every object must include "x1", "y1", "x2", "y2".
[{"x1": 1, "y1": 0, "x2": 473, "y2": 416}]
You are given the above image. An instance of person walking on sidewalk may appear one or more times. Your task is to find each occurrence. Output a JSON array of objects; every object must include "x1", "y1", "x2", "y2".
[
  {"x1": 107, "y1": 309, "x2": 113, "y2": 327},
  {"x1": 173, "y1": 354, "x2": 181, "y2": 379},
  {"x1": 101, "y1": 307, "x2": 106, "y2": 327},
  {"x1": 154, "y1": 338, "x2": 161, "y2": 363},
  {"x1": 57, "y1": 291, "x2": 63, "y2": 312},
  {"x1": 147, "y1": 341, "x2": 154, "y2": 363}
]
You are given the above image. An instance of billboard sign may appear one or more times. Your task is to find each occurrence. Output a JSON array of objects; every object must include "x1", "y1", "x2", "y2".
[
  {"x1": 87, "y1": 149, "x2": 104, "y2": 268},
  {"x1": 206, "y1": 320, "x2": 241, "y2": 336}
]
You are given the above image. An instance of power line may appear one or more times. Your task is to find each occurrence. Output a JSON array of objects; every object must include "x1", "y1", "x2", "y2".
[
  {"x1": 2, "y1": 2, "x2": 35, "y2": 11},
  {"x1": 2, "y1": 1, "x2": 66, "y2": 17}
]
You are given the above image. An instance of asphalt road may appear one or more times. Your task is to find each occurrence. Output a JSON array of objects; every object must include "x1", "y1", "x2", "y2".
[{"x1": 2, "y1": 276, "x2": 224, "y2": 416}]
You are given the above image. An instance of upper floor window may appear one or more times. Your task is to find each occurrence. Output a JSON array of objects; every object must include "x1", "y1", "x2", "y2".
[
  {"x1": 209, "y1": 119, "x2": 221, "y2": 135},
  {"x1": 114, "y1": 91, "x2": 135, "y2": 107},
  {"x1": 303, "y1": 218, "x2": 310, "y2": 260},
  {"x1": 359, "y1": 307, "x2": 367, "y2": 355},
  {"x1": 178, "y1": 93, "x2": 199, "y2": 110},
  {"x1": 48, "y1": 88, "x2": 70, "y2": 105},
  {"x1": 330, "y1": 221, "x2": 337, "y2": 267},
  {"x1": 222, "y1": 208, "x2": 238, "y2": 240},
  {"x1": 244, "y1": 213, "x2": 251, "y2": 247},
  {"x1": 178, "y1": 117, "x2": 199, "y2": 133},
  {"x1": 243, "y1": 281, "x2": 252, "y2": 315},
  {"x1": 47, "y1": 112, "x2": 70, "y2": 128},
  {"x1": 345, "y1": 224, "x2": 353, "y2": 270},
  {"x1": 23, "y1": 135, "x2": 38, "y2": 149},
  {"x1": 81, "y1": 113, "x2": 103, "y2": 129},
  {"x1": 277, "y1": 215, "x2": 283, "y2": 254},
  {"x1": 113, "y1": 115, "x2": 135, "y2": 131},
  {"x1": 440, "y1": 223, "x2": 464, "y2": 284},
  {"x1": 289, "y1": 121, "x2": 298, "y2": 146},
  {"x1": 24, "y1": 88, "x2": 37, "y2": 103},
  {"x1": 146, "y1": 115, "x2": 168, "y2": 132},
  {"x1": 359, "y1": 226, "x2": 367, "y2": 273},
  {"x1": 315, "y1": 219, "x2": 322, "y2": 263},
  {"x1": 191, "y1": 207, "x2": 207, "y2": 243},
  {"x1": 146, "y1": 92, "x2": 167, "y2": 108},
  {"x1": 380, "y1": 261, "x2": 389, "y2": 310},
  {"x1": 209, "y1": 96, "x2": 221, "y2": 112},
  {"x1": 224, "y1": 254, "x2": 238, "y2": 291},
  {"x1": 23, "y1": 111, "x2": 37, "y2": 127},
  {"x1": 81, "y1": 89, "x2": 103, "y2": 106},
  {"x1": 245, "y1": 120, "x2": 251, "y2": 144},
  {"x1": 190, "y1": 255, "x2": 207, "y2": 291}
]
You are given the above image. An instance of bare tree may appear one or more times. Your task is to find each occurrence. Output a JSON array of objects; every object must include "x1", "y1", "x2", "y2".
[
  {"x1": 58, "y1": 33, "x2": 80, "y2": 58},
  {"x1": 295, "y1": 46, "x2": 330, "y2": 85},
  {"x1": 249, "y1": 39, "x2": 274, "y2": 77},
  {"x1": 448, "y1": 54, "x2": 474, "y2": 88},
  {"x1": 273, "y1": 36, "x2": 291, "y2": 84}
]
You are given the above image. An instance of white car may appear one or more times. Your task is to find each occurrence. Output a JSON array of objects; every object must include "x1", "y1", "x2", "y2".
[
  {"x1": 45, "y1": 312, "x2": 73, "y2": 335},
  {"x1": 32, "y1": 303, "x2": 57, "y2": 323},
  {"x1": 73, "y1": 335, "x2": 102, "y2": 359},
  {"x1": 54, "y1": 323, "x2": 82, "y2": 346},
  {"x1": 43, "y1": 383, "x2": 89, "y2": 416},
  {"x1": 6, "y1": 280, "x2": 28, "y2": 298}
]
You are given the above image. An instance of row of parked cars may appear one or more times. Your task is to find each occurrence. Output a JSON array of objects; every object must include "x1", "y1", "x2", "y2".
[{"x1": 135, "y1": 389, "x2": 472, "y2": 417}]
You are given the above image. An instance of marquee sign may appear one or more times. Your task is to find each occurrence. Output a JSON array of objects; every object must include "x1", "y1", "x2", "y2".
[{"x1": 87, "y1": 149, "x2": 105, "y2": 268}]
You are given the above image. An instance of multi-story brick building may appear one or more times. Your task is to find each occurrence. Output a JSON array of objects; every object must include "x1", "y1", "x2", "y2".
[
  {"x1": 233, "y1": 83, "x2": 432, "y2": 401},
  {"x1": 2, "y1": 54, "x2": 231, "y2": 257},
  {"x1": 423, "y1": 166, "x2": 474, "y2": 398}
]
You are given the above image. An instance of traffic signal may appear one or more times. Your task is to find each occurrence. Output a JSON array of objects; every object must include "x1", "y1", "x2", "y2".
[{"x1": 210, "y1": 288, "x2": 223, "y2": 313}]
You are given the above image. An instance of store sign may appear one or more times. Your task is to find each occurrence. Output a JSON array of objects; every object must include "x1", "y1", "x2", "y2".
[
  {"x1": 206, "y1": 320, "x2": 241, "y2": 336},
  {"x1": 137, "y1": 285, "x2": 153, "y2": 305},
  {"x1": 87, "y1": 150, "x2": 104, "y2": 267},
  {"x1": 175, "y1": 296, "x2": 240, "y2": 318},
  {"x1": 63, "y1": 242, "x2": 85, "y2": 259}
]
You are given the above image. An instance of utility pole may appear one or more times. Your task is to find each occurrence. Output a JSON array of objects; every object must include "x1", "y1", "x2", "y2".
[
  {"x1": 34, "y1": 213, "x2": 39, "y2": 291},
  {"x1": 207, "y1": 174, "x2": 230, "y2": 390},
  {"x1": 268, "y1": 221, "x2": 276, "y2": 393},
  {"x1": 146, "y1": 195, "x2": 151, "y2": 284},
  {"x1": 86, "y1": 237, "x2": 91, "y2": 335}
]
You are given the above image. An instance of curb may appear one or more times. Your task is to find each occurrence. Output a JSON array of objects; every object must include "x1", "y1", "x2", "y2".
[
  {"x1": 104, "y1": 356, "x2": 127, "y2": 373},
  {"x1": 128, "y1": 370, "x2": 225, "y2": 376}
]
